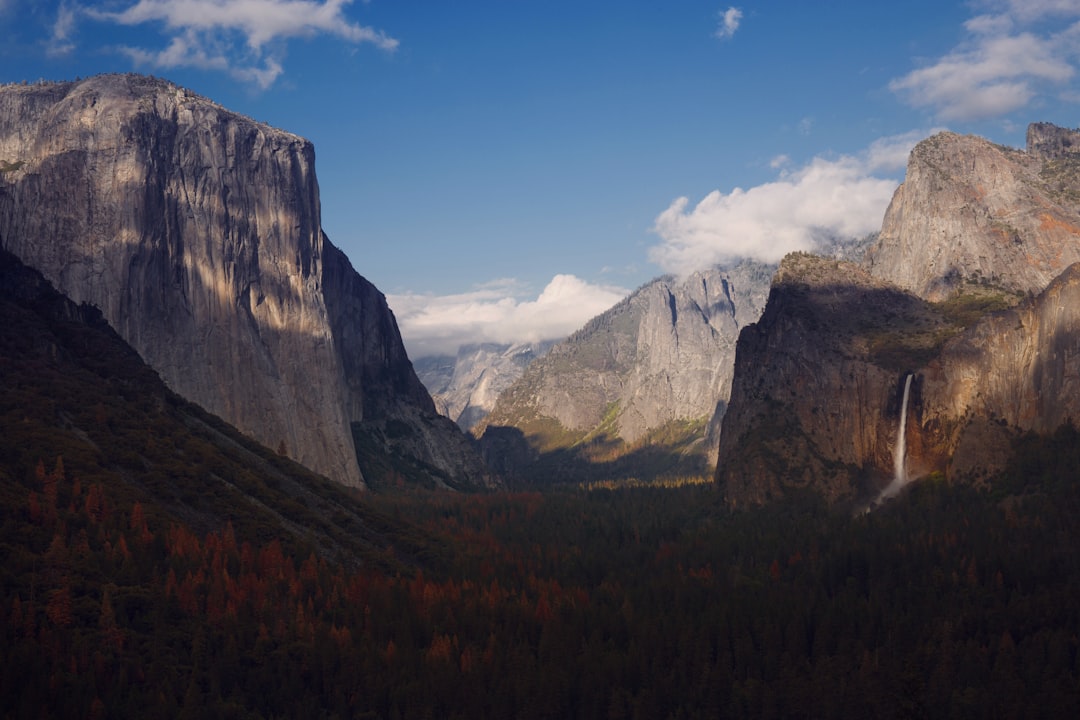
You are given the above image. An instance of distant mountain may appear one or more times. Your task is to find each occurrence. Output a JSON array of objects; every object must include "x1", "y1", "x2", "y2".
[
  {"x1": 0, "y1": 74, "x2": 492, "y2": 490},
  {"x1": 475, "y1": 262, "x2": 774, "y2": 484},
  {"x1": 717, "y1": 123, "x2": 1080, "y2": 508},
  {"x1": 414, "y1": 341, "x2": 556, "y2": 431}
]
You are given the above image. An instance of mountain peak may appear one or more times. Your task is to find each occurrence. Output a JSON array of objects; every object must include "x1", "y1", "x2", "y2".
[
  {"x1": 1026, "y1": 121, "x2": 1080, "y2": 161},
  {"x1": 718, "y1": 122, "x2": 1080, "y2": 507},
  {"x1": 865, "y1": 122, "x2": 1080, "y2": 301}
]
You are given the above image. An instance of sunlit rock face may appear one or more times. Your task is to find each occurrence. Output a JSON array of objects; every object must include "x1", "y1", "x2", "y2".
[
  {"x1": 0, "y1": 74, "x2": 491, "y2": 489},
  {"x1": 475, "y1": 261, "x2": 773, "y2": 479},
  {"x1": 414, "y1": 341, "x2": 556, "y2": 431},
  {"x1": 717, "y1": 255, "x2": 1080, "y2": 507},
  {"x1": 922, "y1": 263, "x2": 1080, "y2": 474},
  {"x1": 866, "y1": 125, "x2": 1080, "y2": 301},
  {"x1": 718, "y1": 124, "x2": 1080, "y2": 508}
]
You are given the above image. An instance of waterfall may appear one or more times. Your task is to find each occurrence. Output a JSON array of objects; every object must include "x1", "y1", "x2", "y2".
[
  {"x1": 880, "y1": 373, "x2": 914, "y2": 501},
  {"x1": 894, "y1": 372, "x2": 913, "y2": 485}
]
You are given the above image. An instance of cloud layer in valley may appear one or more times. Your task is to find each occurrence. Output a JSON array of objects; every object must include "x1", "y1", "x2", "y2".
[
  {"x1": 52, "y1": 0, "x2": 396, "y2": 87},
  {"x1": 388, "y1": 275, "x2": 629, "y2": 358},
  {"x1": 890, "y1": 0, "x2": 1080, "y2": 121},
  {"x1": 648, "y1": 131, "x2": 934, "y2": 276}
]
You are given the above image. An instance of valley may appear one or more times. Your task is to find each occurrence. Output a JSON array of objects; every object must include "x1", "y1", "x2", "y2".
[{"x1": 4, "y1": 73, "x2": 1080, "y2": 717}]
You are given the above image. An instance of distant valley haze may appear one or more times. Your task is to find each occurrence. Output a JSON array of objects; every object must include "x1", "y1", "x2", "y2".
[{"x1": 4, "y1": 0, "x2": 1080, "y2": 356}]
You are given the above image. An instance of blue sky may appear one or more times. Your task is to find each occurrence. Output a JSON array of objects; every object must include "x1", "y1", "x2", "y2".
[{"x1": 3, "y1": 1, "x2": 1080, "y2": 356}]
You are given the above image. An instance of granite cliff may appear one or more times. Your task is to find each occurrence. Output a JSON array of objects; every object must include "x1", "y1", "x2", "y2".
[
  {"x1": 865, "y1": 124, "x2": 1080, "y2": 300},
  {"x1": 414, "y1": 341, "x2": 555, "y2": 431},
  {"x1": 718, "y1": 123, "x2": 1080, "y2": 507},
  {"x1": 476, "y1": 262, "x2": 773, "y2": 483},
  {"x1": 0, "y1": 75, "x2": 491, "y2": 490}
]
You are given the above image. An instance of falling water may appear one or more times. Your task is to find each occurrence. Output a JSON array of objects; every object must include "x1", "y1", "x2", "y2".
[
  {"x1": 880, "y1": 373, "x2": 913, "y2": 502},
  {"x1": 894, "y1": 372, "x2": 913, "y2": 485}
]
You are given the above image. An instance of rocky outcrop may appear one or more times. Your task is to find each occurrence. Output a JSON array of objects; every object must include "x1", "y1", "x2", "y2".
[
  {"x1": 716, "y1": 254, "x2": 951, "y2": 506},
  {"x1": 320, "y1": 240, "x2": 494, "y2": 489},
  {"x1": 477, "y1": 261, "x2": 773, "y2": 480},
  {"x1": 414, "y1": 341, "x2": 555, "y2": 430},
  {"x1": 1026, "y1": 122, "x2": 1080, "y2": 161},
  {"x1": 717, "y1": 253, "x2": 1080, "y2": 506},
  {"x1": 920, "y1": 263, "x2": 1080, "y2": 479},
  {"x1": 865, "y1": 126, "x2": 1080, "y2": 300},
  {"x1": 0, "y1": 74, "x2": 491, "y2": 489},
  {"x1": 719, "y1": 123, "x2": 1080, "y2": 507}
]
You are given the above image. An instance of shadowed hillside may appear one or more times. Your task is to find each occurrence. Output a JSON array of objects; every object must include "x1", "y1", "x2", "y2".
[{"x1": 5, "y1": 241, "x2": 1080, "y2": 715}]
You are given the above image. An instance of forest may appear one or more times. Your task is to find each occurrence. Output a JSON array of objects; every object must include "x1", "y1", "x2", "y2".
[
  {"x1": 2, "y1": 248, "x2": 1080, "y2": 718},
  {"x1": 4, "y1": 428, "x2": 1080, "y2": 719}
]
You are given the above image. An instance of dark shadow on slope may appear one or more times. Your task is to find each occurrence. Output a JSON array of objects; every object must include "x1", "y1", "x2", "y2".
[
  {"x1": 717, "y1": 262, "x2": 1027, "y2": 508},
  {"x1": 0, "y1": 247, "x2": 449, "y2": 574}
]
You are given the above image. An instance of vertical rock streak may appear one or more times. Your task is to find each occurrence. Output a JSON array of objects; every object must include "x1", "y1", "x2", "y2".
[{"x1": 0, "y1": 75, "x2": 491, "y2": 489}]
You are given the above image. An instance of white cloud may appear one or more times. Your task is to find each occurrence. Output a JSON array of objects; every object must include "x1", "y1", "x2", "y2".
[
  {"x1": 997, "y1": 0, "x2": 1080, "y2": 22},
  {"x1": 93, "y1": 0, "x2": 398, "y2": 51},
  {"x1": 388, "y1": 275, "x2": 629, "y2": 358},
  {"x1": 715, "y1": 7, "x2": 742, "y2": 40},
  {"x1": 649, "y1": 132, "x2": 934, "y2": 275},
  {"x1": 769, "y1": 154, "x2": 790, "y2": 169},
  {"x1": 80, "y1": 0, "x2": 397, "y2": 88},
  {"x1": 964, "y1": 13, "x2": 1014, "y2": 36},
  {"x1": 47, "y1": 3, "x2": 78, "y2": 57},
  {"x1": 891, "y1": 4, "x2": 1079, "y2": 121}
]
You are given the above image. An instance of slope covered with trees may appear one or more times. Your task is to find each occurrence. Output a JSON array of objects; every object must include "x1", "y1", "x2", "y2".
[{"x1": 3, "y1": 223, "x2": 1080, "y2": 717}]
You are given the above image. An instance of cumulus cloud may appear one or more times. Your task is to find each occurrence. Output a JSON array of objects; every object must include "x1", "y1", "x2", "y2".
[
  {"x1": 388, "y1": 275, "x2": 629, "y2": 358},
  {"x1": 891, "y1": 3, "x2": 1079, "y2": 121},
  {"x1": 78, "y1": 0, "x2": 397, "y2": 88},
  {"x1": 998, "y1": 0, "x2": 1080, "y2": 22},
  {"x1": 715, "y1": 7, "x2": 742, "y2": 40},
  {"x1": 649, "y1": 132, "x2": 935, "y2": 276}
]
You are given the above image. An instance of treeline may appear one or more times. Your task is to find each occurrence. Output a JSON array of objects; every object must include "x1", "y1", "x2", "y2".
[
  {"x1": 5, "y1": 426, "x2": 1080, "y2": 718},
  {"x1": 4, "y1": 244, "x2": 1078, "y2": 717}
]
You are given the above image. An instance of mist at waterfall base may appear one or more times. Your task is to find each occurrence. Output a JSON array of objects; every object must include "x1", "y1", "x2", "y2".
[{"x1": 878, "y1": 373, "x2": 914, "y2": 504}]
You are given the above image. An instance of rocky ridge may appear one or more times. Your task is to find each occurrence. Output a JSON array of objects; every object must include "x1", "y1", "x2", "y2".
[
  {"x1": 865, "y1": 124, "x2": 1080, "y2": 300},
  {"x1": 718, "y1": 123, "x2": 1080, "y2": 506},
  {"x1": 0, "y1": 74, "x2": 491, "y2": 490},
  {"x1": 476, "y1": 261, "x2": 773, "y2": 482},
  {"x1": 414, "y1": 340, "x2": 555, "y2": 431}
]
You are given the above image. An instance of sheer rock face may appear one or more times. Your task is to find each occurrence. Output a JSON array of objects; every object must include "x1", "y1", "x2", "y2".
[
  {"x1": 717, "y1": 254, "x2": 1080, "y2": 507},
  {"x1": 414, "y1": 341, "x2": 555, "y2": 431},
  {"x1": 865, "y1": 126, "x2": 1080, "y2": 301},
  {"x1": 0, "y1": 75, "x2": 489, "y2": 489},
  {"x1": 478, "y1": 262, "x2": 773, "y2": 470},
  {"x1": 922, "y1": 264, "x2": 1080, "y2": 475},
  {"x1": 716, "y1": 255, "x2": 923, "y2": 506},
  {"x1": 718, "y1": 123, "x2": 1080, "y2": 507}
]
